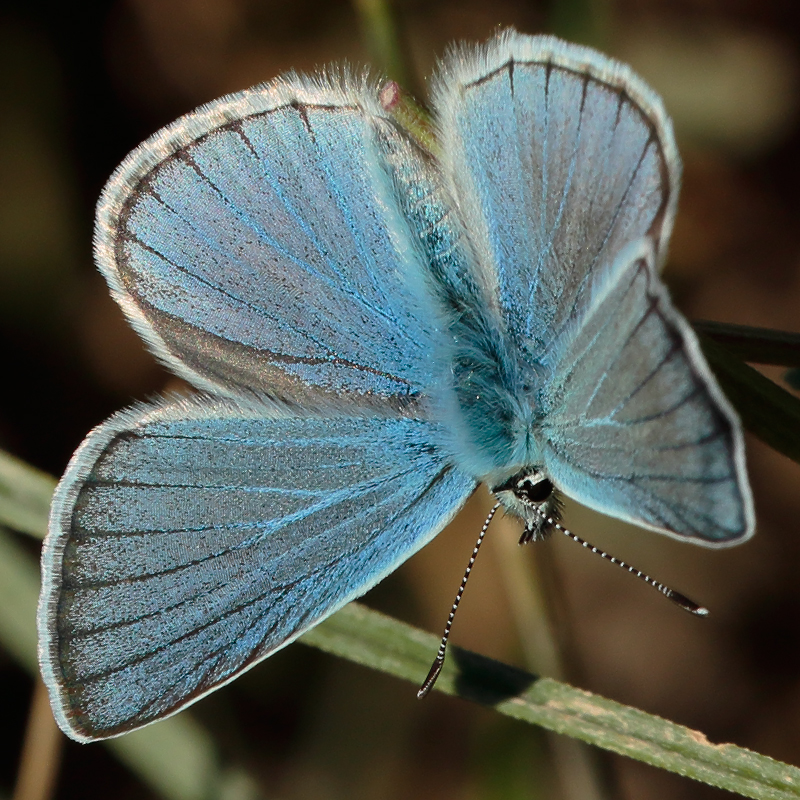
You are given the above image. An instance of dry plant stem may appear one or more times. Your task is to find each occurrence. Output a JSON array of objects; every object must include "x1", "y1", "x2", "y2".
[
  {"x1": 493, "y1": 516, "x2": 564, "y2": 679},
  {"x1": 493, "y1": 513, "x2": 616, "y2": 800},
  {"x1": 12, "y1": 678, "x2": 63, "y2": 800}
]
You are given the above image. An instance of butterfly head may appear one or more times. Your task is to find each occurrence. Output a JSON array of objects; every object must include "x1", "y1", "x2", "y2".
[{"x1": 491, "y1": 469, "x2": 563, "y2": 543}]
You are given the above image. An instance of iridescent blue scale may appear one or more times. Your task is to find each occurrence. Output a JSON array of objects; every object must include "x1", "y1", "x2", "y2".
[{"x1": 38, "y1": 30, "x2": 754, "y2": 742}]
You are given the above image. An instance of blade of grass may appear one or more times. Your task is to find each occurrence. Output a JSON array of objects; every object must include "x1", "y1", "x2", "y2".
[
  {"x1": 694, "y1": 321, "x2": 800, "y2": 367},
  {"x1": 302, "y1": 603, "x2": 800, "y2": 800},
  {"x1": 0, "y1": 450, "x2": 54, "y2": 540},
  {"x1": 698, "y1": 334, "x2": 800, "y2": 463},
  {"x1": 0, "y1": 526, "x2": 40, "y2": 673}
]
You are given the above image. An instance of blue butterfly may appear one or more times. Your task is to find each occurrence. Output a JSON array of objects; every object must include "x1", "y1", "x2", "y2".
[{"x1": 37, "y1": 29, "x2": 754, "y2": 742}]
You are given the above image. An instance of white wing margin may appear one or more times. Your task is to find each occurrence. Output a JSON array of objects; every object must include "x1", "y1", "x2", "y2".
[
  {"x1": 96, "y1": 74, "x2": 443, "y2": 409},
  {"x1": 432, "y1": 30, "x2": 680, "y2": 362},
  {"x1": 39, "y1": 397, "x2": 474, "y2": 741}
]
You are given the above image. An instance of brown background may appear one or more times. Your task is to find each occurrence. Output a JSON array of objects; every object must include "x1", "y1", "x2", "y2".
[{"x1": 2, "y1": 1, "x2": 800, "y2": 798}]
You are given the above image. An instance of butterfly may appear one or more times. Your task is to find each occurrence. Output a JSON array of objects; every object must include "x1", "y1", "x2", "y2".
[{"x1": 37, "y1": 29, "x2": 755, "y2": 742}]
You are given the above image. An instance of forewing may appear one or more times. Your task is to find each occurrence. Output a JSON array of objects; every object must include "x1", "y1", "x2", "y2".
[
  {"x1": 432, "y1": 31, "x2": 679, "y2": 362},
  {"x1": 432, "y1": 32, "x2": 752, "y2": 542},
  {"x1": 39, "y1": 398, "x2": 475, "y2": 741},
  {"x1": 97, "y1": 75, "x2": 442, "y2": 408},
  {"x1": 538, "y1": 239, "x2": 754, "y2": 543}
]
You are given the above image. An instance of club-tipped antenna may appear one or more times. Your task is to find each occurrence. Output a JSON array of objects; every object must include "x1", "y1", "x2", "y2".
[
  {"x1": 530, "y1": 506, "x2": 709, "y2": 616},
  {"x1": 417, "y1": 501, "x2": 502, "y2": 699}
]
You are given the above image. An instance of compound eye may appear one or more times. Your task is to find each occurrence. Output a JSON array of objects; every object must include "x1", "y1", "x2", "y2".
[{"x1": 516, "y1": 477, "x2": 554, "y2": 504}]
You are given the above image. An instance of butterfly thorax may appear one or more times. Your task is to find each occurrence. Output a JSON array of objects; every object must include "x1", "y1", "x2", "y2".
[
  {"x1": 491, "y1": 470, "x2": 564, "y2": 543},
  {"x1": 441, "y1": 301, "x2": 553, "y2": 477}
]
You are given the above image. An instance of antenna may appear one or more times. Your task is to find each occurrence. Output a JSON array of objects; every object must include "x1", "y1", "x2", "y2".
[
  {"x1": 417, "y1": 502, "x2": 501, "y2": 698},
  {"x1": 417, "y1": 502, "x2": 709, "y2": 699},
  {"x1": 531, "y1": 506, "x2": 709, "y2": 616},
  {"x1": 417, "y1": 502, "x2": 708, "y2": 700}
]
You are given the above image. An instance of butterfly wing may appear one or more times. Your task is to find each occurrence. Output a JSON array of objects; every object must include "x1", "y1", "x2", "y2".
[
  {"x1": 431, "y1": 31, "x2": 753, "y2": 543},
  {"x1": 42, "y1": 69, "x2": 479, "y2": 742},
  {"x1": 97, "y1": 74, "x2": 445, "y2": 408},
  {"x1": 39, "y1": 398, "x2": 475, "y2": 741},
  {"x1": 538, "y1": 238, "x2": 753, "y2": 541},
  {"x1": 433, "y1": 32, "x2": 679, "y2": 361}
]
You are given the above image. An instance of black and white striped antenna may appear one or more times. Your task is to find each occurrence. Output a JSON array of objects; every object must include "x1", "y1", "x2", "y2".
[
  {"x1": 417, "y1": 501, "x2": 501, "y2": 698},
  {"x1": 531, "y1": 506, "x2": 709, "y2": 618},
  {"x1": 417, "y1": 502, "x2": 707, "y2": 699}
]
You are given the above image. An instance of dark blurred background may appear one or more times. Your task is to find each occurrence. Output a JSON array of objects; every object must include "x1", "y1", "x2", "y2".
[{"x1": 2, "y1": 0, "x2": 800, "y2": 798}]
